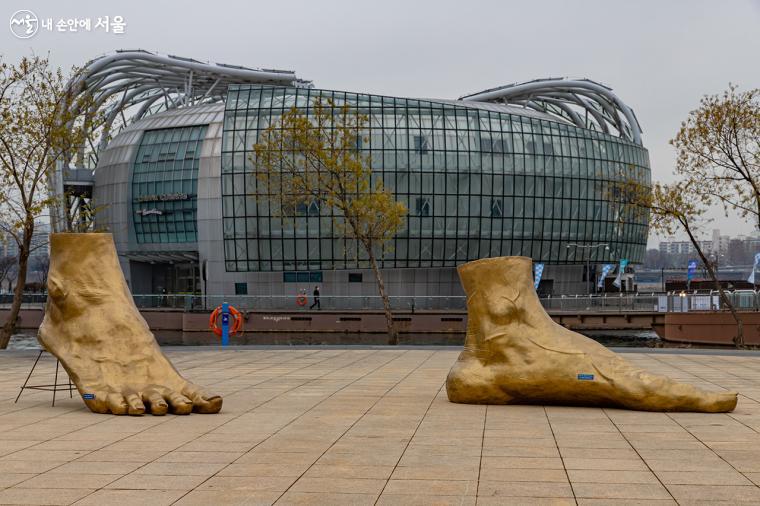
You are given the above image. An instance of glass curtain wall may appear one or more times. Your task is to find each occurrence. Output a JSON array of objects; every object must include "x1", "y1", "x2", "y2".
[
  {"x1": 132, "y1": 125, "x2": 207, "y2": 243},
  {"x1": 221, "y1": 85, "x2": 650, "y2": 272}
]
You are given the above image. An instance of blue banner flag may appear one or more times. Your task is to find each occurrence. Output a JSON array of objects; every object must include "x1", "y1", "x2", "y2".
[
  {"x1": 612, "y1": 259, "x2": 629, "y2": 288},
  {"x1": 687, "y1": 259, "x2": 698, "y2": 283},
  {"x1": 534, "y1": 263, "x2": 544, "y2": 291},
  {"x1": 748, "y1": 253, "x2": 760, "y2": 285},
  {"x1": 598, "y1": 264, "x2": 615, "y2": 288}
]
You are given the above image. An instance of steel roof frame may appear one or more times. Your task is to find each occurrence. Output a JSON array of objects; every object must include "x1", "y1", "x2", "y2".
[
  {"x1": 51, "y1": 50, "x2": 310, "y2": 231},
  {"x1": 459, "y1": 78, "x2": 643, "y2": 146}
]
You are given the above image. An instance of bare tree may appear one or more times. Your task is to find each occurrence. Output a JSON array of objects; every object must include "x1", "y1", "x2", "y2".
[
  {"x1": 623, "y1": 180, "x2": 745, "y2": 347},
  {"x1": 253, "y1": 99, "x2": 407, "y2": 344},
  {"x1": 672, "y1": 85, "x2": 759, "y2": 230},
  {"x1": 0, "y1": 56, "x2": 88, "y2": 348}
]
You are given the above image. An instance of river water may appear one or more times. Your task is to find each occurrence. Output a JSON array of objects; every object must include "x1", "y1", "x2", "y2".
[
  {"x1": 6, "y1": 331, "x2": 662, "y2": 351},
  {"x1": 7, "y1": 334, "x2": 41, "y2": 350}
]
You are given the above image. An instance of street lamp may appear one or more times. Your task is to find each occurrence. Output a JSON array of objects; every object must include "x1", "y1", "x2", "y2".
[{"x1": 566, "y1": 243, "x2": 610, "y2": 294}]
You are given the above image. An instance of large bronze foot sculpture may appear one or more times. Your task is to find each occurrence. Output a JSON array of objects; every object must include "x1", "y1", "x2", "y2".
[
  {"x1": 38, "y1": 233, "x2": 222, "y2": 416},
  {"x1": 446, "y1": 257, "x2": 737, "y2": 412}
]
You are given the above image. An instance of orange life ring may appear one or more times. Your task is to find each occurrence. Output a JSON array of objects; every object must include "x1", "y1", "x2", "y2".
[
  {"x1": 209, "y1": 305, "x2": 243, "y2": 337},
  {"x1": 296, "y1": 294, "x2": 308, "y2": 306}
]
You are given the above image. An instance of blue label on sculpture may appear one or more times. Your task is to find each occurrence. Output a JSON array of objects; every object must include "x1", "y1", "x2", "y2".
[
  {"x1": 577, "y1": 374, "x2": 594, "y2": 381},
  {"x1": 82, "y1": 393, "x2": 95, "y2": 399}
]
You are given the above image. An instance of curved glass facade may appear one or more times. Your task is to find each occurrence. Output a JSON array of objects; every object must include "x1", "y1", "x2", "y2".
[
  {"x1": 221, "y1": 85, "x2": 650, "y2": 272},
  {"x1": 132, "y1": 125, "x2": 206, "y2": 243}
]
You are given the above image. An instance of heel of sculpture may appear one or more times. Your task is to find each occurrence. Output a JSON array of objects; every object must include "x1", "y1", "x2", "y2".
[{"x1": 446, "y1": 358, "x2": 511, "y2": 404}]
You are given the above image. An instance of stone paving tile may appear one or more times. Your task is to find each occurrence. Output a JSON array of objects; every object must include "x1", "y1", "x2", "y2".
[
  {"x1": 562, "y1": 457, "x2": 650, "y2": 471},
  {"x1": 0, "y1": 460, "x2": 66, "y2": 474},
  {"x1": 2, "y1": 348, "x2": 760, "y2": 505},
  {"x1": 566, "y1": 469, "x2": 660, "y2": 484},
  {"x1": 559, "y1": 447, "x2": 639, "y2": 459},
  {"x1": 131, "y1": 461, "x2": 228, "y2": 476},
  {"x1": 390, "y1": 464, "x2": 480, "y2": 481},
  {"x1": 0, "y1": 487, "x2": 93, "y2": 505},
  {"x1": 481, "y1": 456, "x2": 565, "y2": 469},
  {"x1": 0, "y1": 474, "x2": 34, "y2": 489},
  {"x1": 276, "y1": 491, "x2": 378, "y2": 505},
  {"x1": 479, "y1": 468, "x2": 569, "y2": 482},
  {"x1": 666, "y1": 484, "x2": 760, "y2": 502},
  {"x1": 301, "y1": 464, "x2": 394, "y2": 480},
  {"x1": 219, "y1": 462, "x2": 312, "y2": 477},
  {"x1": 196, "y1": 475, "x2": 296, "y2": 492},
  {"x1": 174, "y1": 489, "x2": 281, "y2": 505},
  {"x1": 572, "y1": 482, "x2": 673, "y2": 500},
  {"x1": 477, "y1": 481, "x2": 574, "y2": 498},
  {"x1": 376, "y1": 495, "x2": 476, "y2": 505},
  {"x1": 655, "y1": 470, "x2": 754, "y2": 485},
  {"x1": 289, "y1": 477, "x2": 386, "y2": 495},
  {"x1": 72, "y1": 489, "x2": 186, "y2": 505},
  {"x1": 577, "y1": 500, "x2": 677, "y2": 505},
  {"x1": 13, "y1": 473, "x2": 119, "y2": 490},
  {"x1": 382, "y1": 478, "x2": 478, "y2": 496},
  {"x1": 104, "y1": 473, "x2": 208, "y2": 490},
  {"x1": 482, "y1": 445, "x2": 560, "y2": 457}
]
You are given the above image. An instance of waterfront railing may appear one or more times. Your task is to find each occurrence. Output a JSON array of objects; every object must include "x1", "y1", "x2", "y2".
[{"x1": 3, "y1": 290, "x2": 759, "y2": 312}]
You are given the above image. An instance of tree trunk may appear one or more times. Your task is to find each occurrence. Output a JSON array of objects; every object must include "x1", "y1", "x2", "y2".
[
  {"x1": 367, "y1": 248, "x2": 398, "y2": 345},
  {"x1": 0, "y1": 224, "x2": 33, "y2": 349},
  {"x1": 684, "y1": 225, "x2": 744, "y2": 348}
]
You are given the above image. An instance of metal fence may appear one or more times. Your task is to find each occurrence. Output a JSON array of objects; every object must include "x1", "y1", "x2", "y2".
[
  {"x1": 130, "y1": 294, "x2": 467, "y2": 312},
  {"x1": 4, "y1": 290, "x2": 760, "y2": 312}
]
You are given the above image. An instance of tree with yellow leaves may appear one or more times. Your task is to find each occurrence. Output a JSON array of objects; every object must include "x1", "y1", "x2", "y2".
[
  {"x1": 615, "y1": 85, "x2": 759, "y2": 348},
  {"x1": 0, "y1": 56, "x2": 89, "y2": 348},
  {"x1": 619, "y1": 178, "x2": 745, "y2": 347},
  {"x1": 253, "y1": 98, "x2": 407, "y2": 345},
  {"x1": 672, "y1": 85, "x2": 759, "y2": 231}
]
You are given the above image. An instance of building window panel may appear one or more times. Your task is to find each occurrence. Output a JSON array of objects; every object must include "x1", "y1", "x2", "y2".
[{"x1": 220, "y1": 85, "x2": 650, "y2": 271}]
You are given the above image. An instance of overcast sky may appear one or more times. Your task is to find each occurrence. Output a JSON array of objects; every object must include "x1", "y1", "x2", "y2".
[{"x1": 3, "y1": 0, "x2": 759, "y2": 245}]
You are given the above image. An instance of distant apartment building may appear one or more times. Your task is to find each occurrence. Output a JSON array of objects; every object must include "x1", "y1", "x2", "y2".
[
  {"x1": 0, "y1": 223, "x2": 50, "y2": 259},
  {"x1": 659, "y1": 229, "x2": 759, "y2": 259},
  {"x1": 658, "y1": 239, "x2": 714, "y2": 256}
]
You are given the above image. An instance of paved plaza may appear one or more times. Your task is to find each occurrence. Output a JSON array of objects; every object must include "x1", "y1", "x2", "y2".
[{"x1": 1, "y1": 347, "x2": 760, "y2": 505}]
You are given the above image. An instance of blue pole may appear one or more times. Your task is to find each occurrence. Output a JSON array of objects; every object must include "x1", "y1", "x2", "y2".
[{"x1": 221, "y1": 301, "x2": 230, "y2": 347}]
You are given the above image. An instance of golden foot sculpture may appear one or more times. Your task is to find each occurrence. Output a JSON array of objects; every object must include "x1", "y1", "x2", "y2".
[
  {"x1": 446, "y1": 257, "x2": 737, "y2": 412},
  {"x1": 38, "y1": 233, "x2": 222, "y2": 416}
]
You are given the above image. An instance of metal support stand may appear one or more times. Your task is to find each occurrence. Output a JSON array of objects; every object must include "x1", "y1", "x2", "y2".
[{"x1": 15, "y1": 350, "x2": 74, "y2": 407}]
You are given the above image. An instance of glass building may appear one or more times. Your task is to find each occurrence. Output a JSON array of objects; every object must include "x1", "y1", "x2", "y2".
[
  {"x1": 220, "y1": 86, "x2": 649, "y2": 274},
  {"x1": 88, "y1": 54, "x2": 650, "y2": 299},
  {"x1": 132, "y1": 125, "x2": 206, "y2": 244}
]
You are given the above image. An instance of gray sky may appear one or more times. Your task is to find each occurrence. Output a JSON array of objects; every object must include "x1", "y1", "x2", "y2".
[{"x1": 3, "y1": 0, "x2": 759, "y2": 245}]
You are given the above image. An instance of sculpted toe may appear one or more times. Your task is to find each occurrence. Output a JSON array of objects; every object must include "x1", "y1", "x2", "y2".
[
  {"x1": 125, "y1": 393, "x2": 146, "y2": 416},
  {"x1": 704, "y1": 392, "x2": 738, "y2": 413},
  {"x1": 182, "y1": 384, "x2": 222, "y2": 414},
  {"x1": 167, "y1": 392, "x2": 193, "y2": 415},
  {"x1": 192, "y1": 394, "x2": 223, "y2": 414},
  {"x1": 107, "y1": 393, "x2": 129, "y2": 415},
  {"x1": 143, "y1": 391, "x2": 168, "y2": 416}
]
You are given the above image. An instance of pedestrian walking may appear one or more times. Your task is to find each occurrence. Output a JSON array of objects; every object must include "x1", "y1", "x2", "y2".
[{"x1": 310, "y1": 286, "x2": 321, "y2": 310}]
